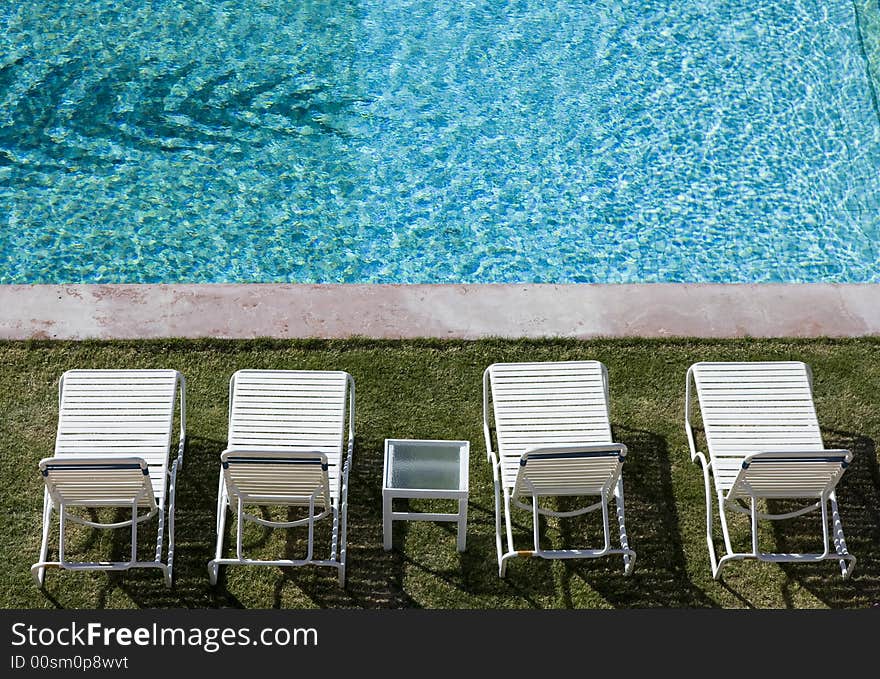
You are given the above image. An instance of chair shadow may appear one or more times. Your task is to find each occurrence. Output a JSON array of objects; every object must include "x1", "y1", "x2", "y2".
[
  {"x1": 551, "y1": 425, "x2": 717, "y2": 607},
  {"x1": 269, "y1": 437, "x2": 421, "y2": 609},
  {"x1": 39, "y1": 434, "x2": 424, "y2": 609},
  {"x1": 770, "y1": 430, "x2": 880, "y2": 608},
  {"x1": 205, "y1": 435, "x2": 422, "y2": 609},
  {"x1": 37, "y1": 433, "x2": 246, "y2": 609},
  {"x1": 397, "y1": 497, "x2": 560, "y2": 608},
  {"x1": 265, "y1": 433, "x2": 559, "y2": 608},
  {"x1": 39, "y1": 425, "x2": 728, "y2": 609}
]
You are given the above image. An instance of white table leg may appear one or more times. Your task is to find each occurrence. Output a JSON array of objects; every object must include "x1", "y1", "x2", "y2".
[
  {"x1": 457, "y1": 496, "x2": 468, "y2": 552},
  {"x1": 383, "y1": 492, "x2": 393, "y2": 551}
]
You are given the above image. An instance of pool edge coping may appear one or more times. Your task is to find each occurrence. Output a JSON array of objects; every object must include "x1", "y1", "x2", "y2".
[{"x1": 0, "y1": 283, "x2": 877, "y2": 340}]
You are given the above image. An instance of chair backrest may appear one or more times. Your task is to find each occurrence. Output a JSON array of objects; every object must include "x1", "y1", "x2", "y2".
[
  {"x1": 486, "y1": 361, "x2": 613, "y2": 489},
  {"x1": 512, "y1": 445, "x2": 625, "y2": 500},
  {"x1": 727, "y1": 450, "x2": 851, "y2": 501},
  {"x1": 55, "y1": 370, "x2": 180, "y2": 504},
  {"x1": 689, "y1": 361, "x2": 824, "y2": 494},
  {"x1": 227, "y1": 370, "x2": 352, "y2": 502},
  {"x1": 40, "y1": 457, "x2": 157, "y2": 508},
  {"x1": 221, "y1": 451, "x2": 331, "y2": 508}
]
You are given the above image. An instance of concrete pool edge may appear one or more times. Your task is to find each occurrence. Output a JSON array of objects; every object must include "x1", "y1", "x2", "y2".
[{"x1": 0, "y1": 284, "x2": 878, "y2": 340}]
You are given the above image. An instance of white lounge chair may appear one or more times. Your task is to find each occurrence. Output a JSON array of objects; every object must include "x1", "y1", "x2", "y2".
[
  {"x1": 483, "y1": 361, "x2": 635, "y2": 577},
  {"x1": 686, "y1": 361, "x2": 855, "y2": 579},
  {"x1": 208, "y1": 370, "x2": 354, "y2": 586},
  {"x1": 32, "y1": 369, "x2": 186, "y2": 588}
]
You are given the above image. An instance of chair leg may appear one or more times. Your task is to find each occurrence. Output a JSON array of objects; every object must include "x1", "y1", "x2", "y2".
[
  {"x1": 155, "y1": 500, "x2": 166, "y2": 565},
  {"x1": 750, "y1": 496, "x2": 760, "y2": 558},
  {"x1": 208, "y1": 480, "x2": 228, "y2": 586},
  {"x1": 166, "y1": 461, "x2": 179, "y2": 587},
  {"x1": 335, "y1": 507, "x2": 345, "y2": 587},
  {"x1": 382, "y1": 492, "x2": 393, "y2": 551},
  {"x1": 164, "y1": 513, "x2": 173, "y2": 588},
  {"x1": 492, "y1": 475, "x2": 504, "y2": 574},
  {"x1": 599, "y1": 495, "x2": 612, "y2": 556},
  {"x1": 531, "y1": 494, "x2": 541, "y2": 553},
  {"x1": 500, "y1": 492, "x2": 517, "y2": 578},
  {"x1": 215, "y1": 470, "x2": 226, "y2": 535},
  {"x1": 235, "y1": 498, "x2": 244, "y2": 561},
  {"x1": 305, "y1": 496, "x2": 315, "y2": 562},
  {"x1": 338, "y1": 502, "x2": 348, "y2": 588},
  {"x1": 714, "y1": 492, "x2": 735, "y2": 580},
  {"x1": 330, "y1": 503, "x2": 339, "y2": 562},
  {"x1": 33, "y1": 491, "x2": 53, "y2": 587},
  {"x1": 58, "y1": 504, "x2": 67, "y2": 565},
  {"x1": 829, "y1": 491, "x2": 856, "y2": 579},
  {"x1": 130, "y1": 500, "x2": 138, "y2": 565},
  {"x1": 695, "y1": 455, "x2": 723, "y2": 579},
  {"x1": 613, "y1": 478, "x2": 635, "y2": 575}
]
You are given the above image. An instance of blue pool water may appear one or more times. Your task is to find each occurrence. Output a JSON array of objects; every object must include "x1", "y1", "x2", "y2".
[{"x1": 1, "y1": 0, "x2": 879, "y2": 284}]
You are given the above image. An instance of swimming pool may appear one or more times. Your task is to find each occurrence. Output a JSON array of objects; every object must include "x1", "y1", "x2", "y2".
[{"x1": 1, "y1": 0, "x2": 879, "y2": 284}]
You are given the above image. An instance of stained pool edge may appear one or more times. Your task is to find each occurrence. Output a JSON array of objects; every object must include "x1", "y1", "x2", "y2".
[{"x1": 0, "y1": 284, "x2": 877, "y2": 340}]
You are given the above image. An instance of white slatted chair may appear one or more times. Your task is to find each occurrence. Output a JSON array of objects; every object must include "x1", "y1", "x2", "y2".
[
  {"x1": 32, "y1": 369, "x2": 186, "y2": 587},
  {"x1": 208, "y1": 370, "x2": 354, "y2": 586},
  {"x1": 685, "y1": 361, "x2": 855, "y2": 579},
  {"x1": 483, "y1": 361, "x2": 635, "y2": 577}
]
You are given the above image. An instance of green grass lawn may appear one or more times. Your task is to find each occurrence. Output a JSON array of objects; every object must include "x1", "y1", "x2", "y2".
[{"x1": 2, "y1": 338, "x2": 879, "y2": 609}]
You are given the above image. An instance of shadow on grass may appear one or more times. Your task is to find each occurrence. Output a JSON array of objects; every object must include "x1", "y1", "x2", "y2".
[
  {"x1": 207, "y1": 435, "x2": 422, "y2": 609},
  {"x1": 47, "y1": 427, "x2": 879, "y2": 609},
  {"x1": 37, "y1": 434, "x2": 243, "y2": 608},
  {"x1": 407, "y1": 425, "x2": 717, "y2": 608},
  {"x1": 552, "y1": 426, "x2": 717, "y2": 607},
  {"x1": 261, "y1": 433, "x2": 559, "y2": 608},
  {"x1": 771, "y1": 430, "x2": 880, "y2": 608},
  {"x1": 400, "y1": 499, "x2": 560, "y2": 608},
  {"x1": 109, "y1": 433, "x2": 243, "y2": 608},
  {"x1": 351, "y1": 425, "x2": 720, "y2": 608}
]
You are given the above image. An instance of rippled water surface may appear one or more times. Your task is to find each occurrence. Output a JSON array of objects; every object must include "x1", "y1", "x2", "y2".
[{"x1": 1, "y1": 0, "x2": 879, "y2": 283}]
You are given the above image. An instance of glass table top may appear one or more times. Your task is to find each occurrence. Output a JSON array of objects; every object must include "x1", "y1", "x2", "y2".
[{"x1": 385, "y1": 440, "x2": 467, "y2": 491}]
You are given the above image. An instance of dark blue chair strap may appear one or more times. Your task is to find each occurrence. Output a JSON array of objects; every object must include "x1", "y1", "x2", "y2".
[
  {"x1": 223, "y1": 457, "x2": 328, "y2": 471},
  {"x1": 521, "y1": 450, "x2": 624, "y2": 466},
  {"x1": 742, "y1": 456, "x2": 848, "y2": 469},
  {"x1": 42, "y1": 462, "x2": 147, "y2": 477}
]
